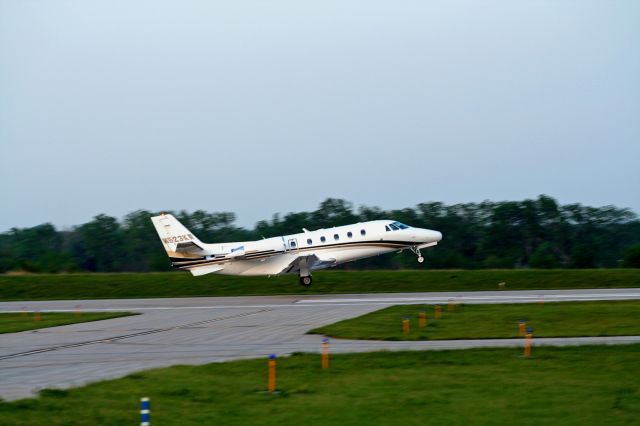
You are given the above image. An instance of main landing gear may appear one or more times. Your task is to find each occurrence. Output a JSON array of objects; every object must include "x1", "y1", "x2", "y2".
[
  {"x1": 299, "y1": 275, "x2": 313, "y2": 287},
  {"x1": 410, "y1": 246, "x2": 425, "y2": 264},
  {"x1": 298, "y1": 257, "x2": 312, "y2": 286}
]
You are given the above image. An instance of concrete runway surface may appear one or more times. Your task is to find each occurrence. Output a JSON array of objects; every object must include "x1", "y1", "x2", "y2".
[{"x1": 1, "y1": 288, "x2": 640, "y2": 400}]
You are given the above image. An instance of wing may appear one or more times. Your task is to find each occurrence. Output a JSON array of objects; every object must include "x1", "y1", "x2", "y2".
[
  {"x1": 188, "y1": 264, "x2": 225, "y2": 276},
  {"x1": 279, "y1": 254, "x2": 337, "y2": 275}
]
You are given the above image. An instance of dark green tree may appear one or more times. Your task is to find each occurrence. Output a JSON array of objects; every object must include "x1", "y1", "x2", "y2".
[
  {"x1": 73, "y1": 215, "x2": 124, "y2": 272},
  {"x1": 622, "y1": 245, "x2": 640, "y2": 268},
  {"x1": 1, "y1": 195, "x2": 638, "y2": 272},
  {"x1": 529, "y1": 242, "x2": 558, "y2": 269}
]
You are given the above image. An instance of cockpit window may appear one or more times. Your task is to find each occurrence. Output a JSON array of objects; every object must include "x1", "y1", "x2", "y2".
[{"x1": 387, "y1": 221, "x2": 410, "y2": 231}]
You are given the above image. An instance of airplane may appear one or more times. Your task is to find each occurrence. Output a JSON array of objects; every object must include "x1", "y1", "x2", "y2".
[{"x1": 151, "y1": 213, "x2": 442, "y2": 286}]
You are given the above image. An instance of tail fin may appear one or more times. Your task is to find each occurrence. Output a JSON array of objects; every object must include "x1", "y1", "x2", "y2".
[{"x1": 150, "y1": 213, "x2": 208, "y2": 257}]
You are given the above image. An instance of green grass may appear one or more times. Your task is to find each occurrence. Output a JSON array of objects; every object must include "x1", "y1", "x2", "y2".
[
  {"x1": 0, "y1": 312, "x2": 136, "y2": 334},
  {"x1": 0, "y1": 269, "x2": 639, "y2": 301},
  {"x1": 310, "y1": 300, "x2": 640, "y2": 340},
  {"x1": 0, "y1": 346, "x2": 639, "y2": 425}
]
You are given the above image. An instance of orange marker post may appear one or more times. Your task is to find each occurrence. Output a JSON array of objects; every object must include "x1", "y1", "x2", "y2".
[
  {"x1": 34, "y1": 311, "x2": 41, "y2": 322},
  {"x1": 419, "y1": 311, "x2": 427, "y2": 328},
  {"x1": 322, "y1": 338, "x2": 329, "y2": 369},
  {"x1": 402, "y1": 315, "x2": 410, "y2": 335},
  {"x1": 75, "y1": 305, "x2": 82, "y2": 317},
  {"x1": 518, "y1": 320, "x2": 526, "y2": 336},
  {"x1": 524, "y1": 328, "x2": 533, "y2": 358},
  {"x1": 268, "y1": 354, "x2": 277, "y2": 393},
  {"x1": 435, "y1": 305, "x2": 442, "y2": 320},
  {"x1": 448, "y1": 299, "x2": 454, "y2": 312}
]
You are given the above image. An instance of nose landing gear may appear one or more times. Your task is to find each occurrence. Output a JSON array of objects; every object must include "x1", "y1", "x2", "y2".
[{"x1": 410, "y1": 246, "x2": 425, "y2": 264}]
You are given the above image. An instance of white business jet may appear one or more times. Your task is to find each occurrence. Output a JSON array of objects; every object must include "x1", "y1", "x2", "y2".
[{"x1": 151, "y1": 213, "x2": 442, "y2": 286}]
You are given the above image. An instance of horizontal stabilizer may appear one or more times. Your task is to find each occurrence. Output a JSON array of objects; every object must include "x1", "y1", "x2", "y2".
[{"x1": 174, "y1": 241, "x2": 207, "y2": 256}]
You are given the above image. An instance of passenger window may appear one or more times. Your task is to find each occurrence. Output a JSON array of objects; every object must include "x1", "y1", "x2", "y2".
[
  {"x1": 385, "y1": 225, "x2": 391, "y2": 232},
  {"x1": 320, "y1": 236, "x2": 326, "y2": 243},
  {"x1": 291, "y1": 241, "x2": 297, "y2": 248},
  {"x1": 347, "y1": 231, "x2": 353, "y2": 238},
  {"x1": 307, "y1": 238, "x2": 312, "y2": 245},
  {"x1": 334, "y1": 234, "x2": 339, "y2": 241},
  {"x1": 360, "y1": 229, "x2": 366, "y2": 236}
]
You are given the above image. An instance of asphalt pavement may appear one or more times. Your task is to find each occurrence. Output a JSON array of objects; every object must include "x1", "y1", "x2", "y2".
[{"x1": 1, "y1": 288, "x2": 639, "y2": 400}]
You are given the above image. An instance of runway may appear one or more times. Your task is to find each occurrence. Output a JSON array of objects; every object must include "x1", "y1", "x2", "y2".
[{"x1": 1, "y1": 288, "x2": 639, "y2": 401}]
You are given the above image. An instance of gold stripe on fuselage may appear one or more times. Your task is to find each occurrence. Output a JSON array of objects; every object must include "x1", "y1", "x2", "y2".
[{"x1": 174, "y1": 240, "x2": 412, "y2": 270}]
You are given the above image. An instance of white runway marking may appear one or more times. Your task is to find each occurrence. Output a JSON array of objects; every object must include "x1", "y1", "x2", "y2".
[
  {"x1": 297, "y1": 292, "x2": 640, "y2": 304},
  {"x1": 3, "y1": 291, "x2": 640, "y2": 313}
]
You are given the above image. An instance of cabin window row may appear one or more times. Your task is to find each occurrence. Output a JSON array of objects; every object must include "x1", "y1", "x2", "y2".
[{"x1": 306, "y1": 229, "x2": 366, "y2": 245}]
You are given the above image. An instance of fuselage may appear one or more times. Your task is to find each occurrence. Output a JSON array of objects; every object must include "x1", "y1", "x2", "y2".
[{"x1": 169, "y1": 220, "x2": 442, "y2": 276}]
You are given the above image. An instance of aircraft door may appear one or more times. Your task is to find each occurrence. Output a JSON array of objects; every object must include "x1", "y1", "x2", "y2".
[{"x1": 287, "y1": 238, "x2": 299, "y2": 252}]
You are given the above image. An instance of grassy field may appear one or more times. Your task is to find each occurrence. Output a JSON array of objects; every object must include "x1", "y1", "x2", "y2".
[
  {"x1": 0, "y1": 269, "x2": 639, "y2": 301},
  {"x1": 0, "y1": 345, "x2": 638, "y2": 425},
  {"x1": 310, "y1": 300, "x2": 640, "y2": 340},
  {"x1": 0, "y1": 312, "x2": 136, "y2": 334}
]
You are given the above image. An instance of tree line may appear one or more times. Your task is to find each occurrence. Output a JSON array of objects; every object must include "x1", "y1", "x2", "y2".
[{"x1": 1, "y1": 195, "x2": 639, "y2": 273}]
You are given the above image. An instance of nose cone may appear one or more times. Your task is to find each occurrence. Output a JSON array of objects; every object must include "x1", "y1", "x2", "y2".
[
  {"x1": 428, "y1": 230, "x2": 443, "y2": 242},
  {"x1": 408, "y1": 228, "x2": 443, "y2": 243}
]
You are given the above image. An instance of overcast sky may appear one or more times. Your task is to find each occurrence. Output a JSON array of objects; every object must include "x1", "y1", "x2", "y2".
[{"x1": 1, "y1": 0, "x2": 639, "y2": 232}]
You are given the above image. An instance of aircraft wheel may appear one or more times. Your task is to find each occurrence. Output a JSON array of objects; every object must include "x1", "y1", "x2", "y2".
[
  {"x1": 299, "y1": 276, "x2": 313, "y2": 287},
  {"x1": 417, "y1": 256, "x2": 425, "y2": 264}
]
